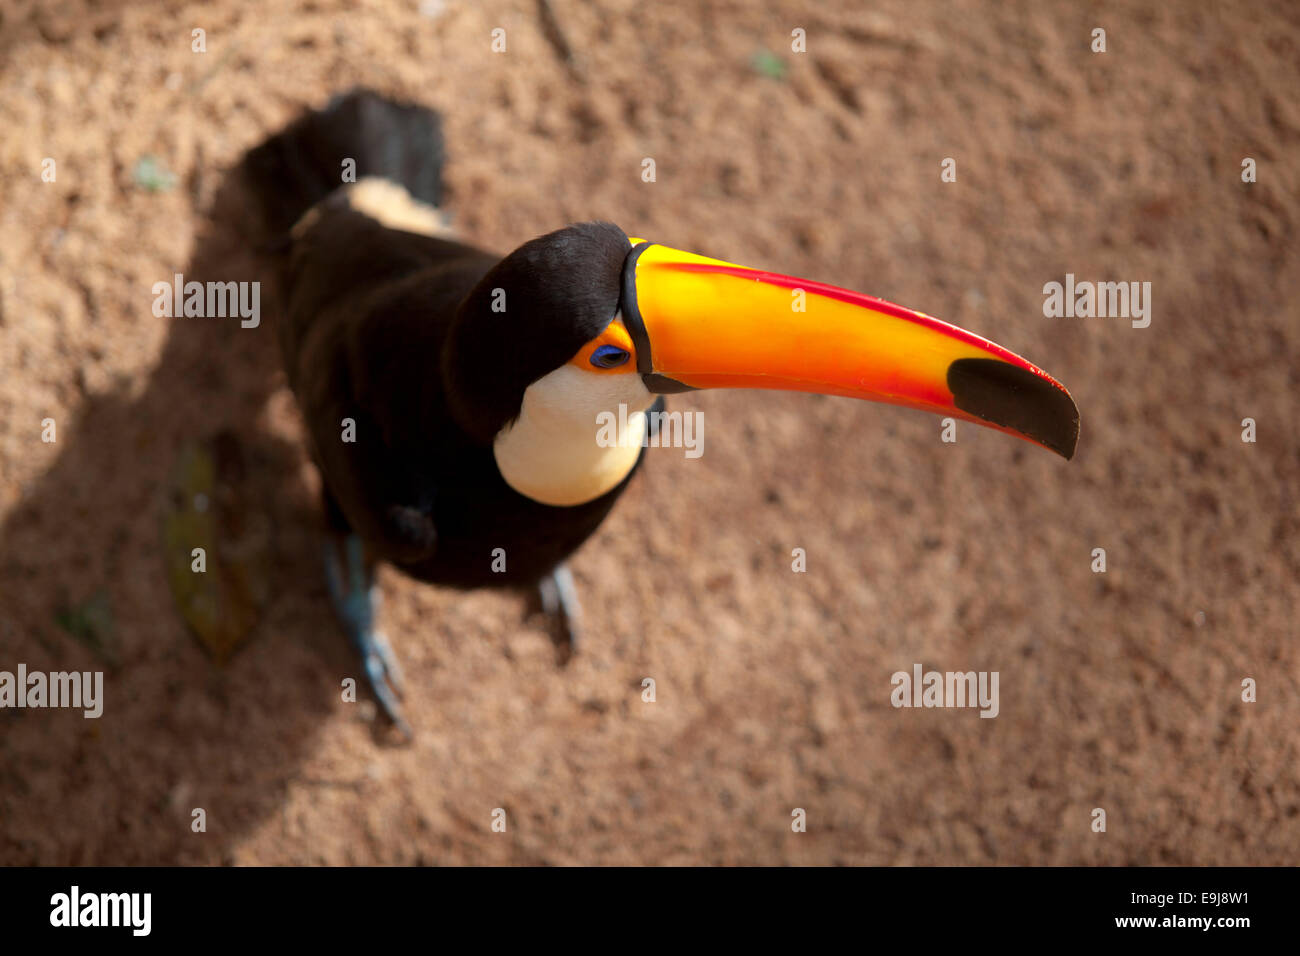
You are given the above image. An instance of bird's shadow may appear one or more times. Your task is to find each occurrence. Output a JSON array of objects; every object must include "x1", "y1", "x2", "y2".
[{"x1": 0, "y1": 165, "x2": 373, "y2": 864}]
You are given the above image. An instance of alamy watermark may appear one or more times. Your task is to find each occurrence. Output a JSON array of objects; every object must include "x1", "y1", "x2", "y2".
[
  {"x1": 152, "y1": 273, "x2": 260, "y2": 327},
  {"x1": 596, "y1": 403, "x2": 704, "y2": 458},
  {"x1": 890, "y1": 663, "x2": 999, "y2": 718},
  {"x1": 0, "y1": 664, "x2": 103, "y2": 718},
  {"x1": 1043, "y1": 274, "x2": 1151, "y2": 328},
  {"x1": 50, "y1": 886, "x2": 150, "y2": 936}
]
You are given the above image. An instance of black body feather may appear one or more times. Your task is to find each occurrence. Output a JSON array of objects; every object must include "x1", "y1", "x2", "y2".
[{"x1": 240, "y1": 90, "x2": 648, "y2": 588}]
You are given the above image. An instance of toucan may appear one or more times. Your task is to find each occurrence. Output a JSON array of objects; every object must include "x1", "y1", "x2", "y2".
[{"x1": 239, "y1": 90, "x2": 1079, "y2": 735}]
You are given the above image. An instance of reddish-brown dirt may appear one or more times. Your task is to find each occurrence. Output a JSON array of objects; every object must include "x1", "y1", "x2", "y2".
[{"x1": 0, "y1": 0, "x2": 1296, "y2": 864}]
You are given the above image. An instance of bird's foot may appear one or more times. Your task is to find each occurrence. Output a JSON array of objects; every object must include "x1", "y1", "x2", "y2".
[
  {"x1": 324, "y1": 534, "x2": 412, "y2": 738},
  {"x1": 538, "y1": 563, "x2": 583, "y2": 664}
]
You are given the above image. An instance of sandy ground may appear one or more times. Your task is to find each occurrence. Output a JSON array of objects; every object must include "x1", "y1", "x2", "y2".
[{"x1": 0, "y1": 0, "x2": 1297, "y2": 865}]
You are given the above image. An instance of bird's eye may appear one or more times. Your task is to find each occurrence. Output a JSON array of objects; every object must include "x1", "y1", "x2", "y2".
[{"x1": 590, "y1": 344, "x2": 631, "y2": 369}]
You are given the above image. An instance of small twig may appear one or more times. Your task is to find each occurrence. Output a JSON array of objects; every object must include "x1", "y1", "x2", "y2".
[{"x1": 536, "y1": 0, "x2": 584, "y2": 80}]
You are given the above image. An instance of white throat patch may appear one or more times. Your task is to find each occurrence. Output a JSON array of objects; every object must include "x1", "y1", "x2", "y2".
[{"x1": 494, "y1": 364, "x2": 655, "y2": 507}]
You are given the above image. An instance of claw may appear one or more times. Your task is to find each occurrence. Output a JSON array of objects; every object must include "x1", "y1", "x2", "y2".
[
  {"x1": 324, "y1": 535, "x2": 412, "y2": 738},
  {"x1": 358, "y1": 635, "x2": 412, "y2": 739},
  {"x1": 367, "y1": 628, "x2": 405, "y2": 694},
  {"x1": 539, "y1": 562, "x2": 583, "y2": 661}
]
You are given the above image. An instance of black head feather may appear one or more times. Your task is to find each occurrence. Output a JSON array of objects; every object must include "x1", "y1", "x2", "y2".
[{"x1": 442, "y1": 221, "x2": 630, "y2": 443}]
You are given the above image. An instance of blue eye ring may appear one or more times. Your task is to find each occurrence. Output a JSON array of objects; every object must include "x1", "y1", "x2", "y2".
[{"x1": 590, "y1": 344, "x2": 631, "y2": 369}]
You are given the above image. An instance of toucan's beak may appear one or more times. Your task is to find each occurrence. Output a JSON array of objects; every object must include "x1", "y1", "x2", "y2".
[{"x1": 620, "y1": 241, "x2": 1079, "y2": 459}]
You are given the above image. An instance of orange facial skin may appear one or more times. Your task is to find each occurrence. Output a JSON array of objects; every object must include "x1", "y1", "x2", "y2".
[{"x1": 567, "y1": 318, "x2": 638, "y2": 374}]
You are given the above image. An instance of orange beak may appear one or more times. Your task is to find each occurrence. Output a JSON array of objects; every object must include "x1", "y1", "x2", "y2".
[{"x1": 620, "y1": 241, "x2": 1079, "y2": 459}]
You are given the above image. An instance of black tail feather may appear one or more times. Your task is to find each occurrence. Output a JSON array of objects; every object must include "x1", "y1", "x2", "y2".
[{"x1": 240, "y1": 88, "x2": 446, "y2": 240}]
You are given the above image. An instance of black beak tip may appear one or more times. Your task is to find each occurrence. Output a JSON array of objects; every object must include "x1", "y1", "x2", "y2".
[{"x1": 947, "y1": 357, "x2": 1080, "y2": 460}]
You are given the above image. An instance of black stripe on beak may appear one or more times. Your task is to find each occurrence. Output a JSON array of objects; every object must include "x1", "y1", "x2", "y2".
[{"x1": 619, "y1": 240, "x2": 696, "y2": 394}]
